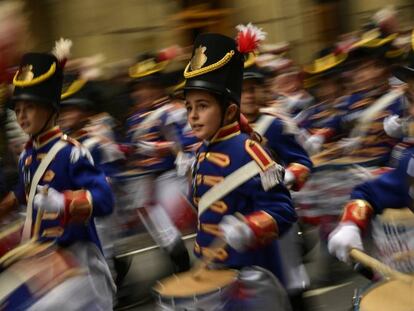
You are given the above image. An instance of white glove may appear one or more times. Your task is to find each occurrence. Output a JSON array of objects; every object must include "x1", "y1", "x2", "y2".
[
  {"x1": 383, "y1": 114, "x2": 403, "y2": 138},
  {"x1": 328, "y1": 222, "x2": 363, "y2": 263},
  {"x1": 304, "y1": 135, "x2": 324, "y2": 155},
  {"x1": 283, "y1": 169, "x2": 295, "y2": 188},
  {"x1": 175, "y1": 151, "x2": 194, "y2": 176},
  {"x1": 219, "y1": 215, "x2": 255, "y2": 252},
  {"x1": 33, "y1": 186, "x2": 65, "y2": 214}
]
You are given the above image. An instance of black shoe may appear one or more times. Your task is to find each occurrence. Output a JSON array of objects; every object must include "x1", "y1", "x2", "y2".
[
  {"x1": 168, "y1": 239, "x2": 190, "y2": 273},
  {"x1": 289, "y1": 291, "x2": 306, "y2": 311},
  {"x1": 113, "y1": 256, "x2": 132, "y2": 287}
]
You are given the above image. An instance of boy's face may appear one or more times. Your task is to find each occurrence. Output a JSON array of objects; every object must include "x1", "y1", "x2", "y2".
[
  {"x1": 185, "y1": 90, "x2": 223, "y2": 140},
  {"x1": 58, "y1": 106, "x2": 87, "y2": 132},
  {"x1": 14, "y1": 101, "x2": 52, "y2": 135},
  {"x1": 241, "y1": 79, "x2": 261, "y2": 120},
  {"x1": 352, "y1": 61, "x2": 386, "y2": 92}
]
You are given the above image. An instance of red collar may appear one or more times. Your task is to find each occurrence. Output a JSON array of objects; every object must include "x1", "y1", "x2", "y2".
[
  {"x1": 33, "y1": 126, "x2": 62, "y2": 149},
  {"x1": 209, "y1": 122, "x2": 241, "y2": 143}
]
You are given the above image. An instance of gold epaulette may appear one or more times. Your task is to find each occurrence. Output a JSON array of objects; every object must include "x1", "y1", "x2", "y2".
[{"x1": 61, "y1": 134, "x2": 81, "y2": 147}]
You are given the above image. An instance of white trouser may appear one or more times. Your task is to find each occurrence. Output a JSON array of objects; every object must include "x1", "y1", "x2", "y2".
[{"x1": 279, "y1": 223, "x2": 310, "y2": 293}]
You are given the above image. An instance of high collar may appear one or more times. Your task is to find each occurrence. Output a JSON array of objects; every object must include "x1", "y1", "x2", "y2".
[
  {"x1": 32, "y1": 126, "x2": 62, "y2": 149},
  {"x1": 208, "y1": 122, "x2": 241, "y2": 144}
]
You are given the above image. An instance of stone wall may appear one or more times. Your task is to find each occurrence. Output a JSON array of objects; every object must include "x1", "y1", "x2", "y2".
[{"x1": 23, "y1": 0, "x2": 414, "y2": 66}]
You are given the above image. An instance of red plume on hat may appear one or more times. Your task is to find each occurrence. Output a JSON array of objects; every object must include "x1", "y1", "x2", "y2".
[
  {"x1": 52, "y1": 38, "x2": 72, "y2": 69},
  {"x1": 235, "y1": 23, "x2": 267, "y2": 54}
]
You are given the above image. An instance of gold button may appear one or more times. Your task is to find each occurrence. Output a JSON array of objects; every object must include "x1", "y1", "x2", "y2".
[{"x1": 206, "y1": 152, "x2": 210, "y2": 158}]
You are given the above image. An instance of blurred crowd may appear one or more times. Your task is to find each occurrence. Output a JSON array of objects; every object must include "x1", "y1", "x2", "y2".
[{"x1": 0, "y1": 2, "x2": 413, "y2": 311}]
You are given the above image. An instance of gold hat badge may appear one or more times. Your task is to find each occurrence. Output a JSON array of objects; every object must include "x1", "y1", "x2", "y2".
[
  {"x1": 16, "y1": 65, "x2": 34, "y2": 82},
  {"x1": 190, "y1": 46, "x2": 207, "y2": 71}
]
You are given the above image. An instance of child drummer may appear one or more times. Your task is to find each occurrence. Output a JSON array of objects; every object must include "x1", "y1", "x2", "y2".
[
  {"x1": 183, "y1": 28, "x2": 297, "y2": 291},
  {"x1": 0, "y1": 41, "x2": 115, "y2": 308}
]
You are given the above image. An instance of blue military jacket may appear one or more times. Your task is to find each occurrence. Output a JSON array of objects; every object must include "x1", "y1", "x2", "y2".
[
  {"x1": 191, "y1": 122, "x2": 297, "y2": 279},
  {"x1": 350, "y1": 145, "x2": 414, "y2": 214},
  {"x1": 126, "y1": 98, "x2": 198, "y2": 172},
  {"x1": 73, "y1": 129, "x2": 121, "y2": 177},
  {"x1": 319, "y1": 91, "x2": 404, "y2": 165},
  {"x1": 13, "y1": 126, "x2": 114, "y2": 250}
]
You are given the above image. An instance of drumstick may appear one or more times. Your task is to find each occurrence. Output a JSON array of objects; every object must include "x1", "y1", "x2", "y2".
[
  {"x1": 349, "y1": 248, "x2": 413, "y2": 283},
  {"x1": 192, "y1": 237, "x2": 227, "y2": 279},
  {"x1": 32, "y1": 185, "x2": 48, "y2": 239}
]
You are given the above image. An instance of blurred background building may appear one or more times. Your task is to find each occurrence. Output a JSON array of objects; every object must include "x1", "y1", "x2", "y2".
[{"x1": 20, "y1": 0, "x2": 414, "y2": 71}]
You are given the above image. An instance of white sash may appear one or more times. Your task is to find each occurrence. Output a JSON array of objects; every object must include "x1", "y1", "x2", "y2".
[
  {"x1": 21, "y1": 139, "x2": 67, "y2": 242},
  {"x1": 198, "y1": 161, "x2": 262, "y2": 216}
]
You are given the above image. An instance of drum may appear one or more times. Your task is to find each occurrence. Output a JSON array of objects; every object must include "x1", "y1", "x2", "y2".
[
  {"x1": 353, "y1": 279, "x2": 414, "y2": 311},
  {"x1": 0, "y1": 245, "x2": 83, "y2": 310},
  {"x1": 112, "y1": 169, "x2": 197, "y2": 235},
  {"x1": 153, "y1": 268, "x2": 238, "y2": 310},
  {"x1": 371, "y1": 208, "x2": 414, "y2": 273},
  {"x1": 292, "y1": 165, "x2": 376, "y2": 225},
  {"x1": 153, "y1": 266, "x2": 292, "y2": 311},
  {"x1": 0, "y1": 218, "x2": 24, "y2": 258}
]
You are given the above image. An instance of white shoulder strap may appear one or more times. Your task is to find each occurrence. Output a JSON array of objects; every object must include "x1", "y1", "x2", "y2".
[
  {"x1": 198, "y1": 160, "x2": 262, "y2": 216},
  {"x1": 21, "y1": 139, "x2": 68, "y2": 242},
  {"x1": 254, "y1": 115, "x2": 274, "y2": 136}
]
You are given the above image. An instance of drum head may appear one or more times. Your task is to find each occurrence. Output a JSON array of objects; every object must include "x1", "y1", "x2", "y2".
[
  {"x1": 360, "y1": 279, "x2": 414, "y2": 311},
  {"x1": 154, "y1": 269, "x2": 237, "y2": 297}
]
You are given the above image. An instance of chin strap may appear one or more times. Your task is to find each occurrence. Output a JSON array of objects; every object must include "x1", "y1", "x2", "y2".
[{"x1": 32, "y1": 109, "x2": 57, "y2": 139}]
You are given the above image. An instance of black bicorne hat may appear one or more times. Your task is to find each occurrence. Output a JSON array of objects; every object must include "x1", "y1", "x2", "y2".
[
  {"x1": 184, "y1": 33, "x2": 244, "y2": 104},
  {"x1": 12, "y1": 53, "x2": 63, "y2": 109},
  {"x1": 60, "y1": 72, "x2": 102, "y2": 112}
]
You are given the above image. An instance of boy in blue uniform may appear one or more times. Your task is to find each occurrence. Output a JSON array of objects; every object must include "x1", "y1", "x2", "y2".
[
  {"x1": 0, "y1": 43, "x2": 115, "y2": 309},
  {"x1": 328, "y1": 59, "x2": 414, "y2": 272},
  {"x1": 241, "y1": 60, "x2": 312, "y2": 191},
  {"x1": 304, "y1": 31, "x2": 404, "y2": 165},
  {"x1": 184, "y1": 28, "x2": 297, "y2": 296},
  {"x1": 126, "y1": 52, "x2": 196, "y2": 273},
  {"x1": 241, "y1": 55, "x2": 312, "y2": 310},
  {"x1": 59, "y1": 73, "x2": 123, "y2": 177}
]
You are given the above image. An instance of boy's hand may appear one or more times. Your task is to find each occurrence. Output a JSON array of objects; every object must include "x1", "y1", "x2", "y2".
[
  {"x1": 219, "y1": 215, "x2": 254, "y2": 252},
  {"x1": 328, "y1": 221, "x2": 363, "y2": 263}
]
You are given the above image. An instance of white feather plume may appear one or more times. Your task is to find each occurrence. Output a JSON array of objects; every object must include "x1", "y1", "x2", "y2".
[
  {"x1": 52, "y1": 38, "x2": 72, "y2": 62},
  {"x1": 236, "y1": 23, "x2": 267, "y2": 41}
]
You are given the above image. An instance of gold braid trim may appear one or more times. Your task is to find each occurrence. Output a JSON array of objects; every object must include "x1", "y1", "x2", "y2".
[
  {"x1": 128, "y1": 60, "x2": 169, "y2": 79},
  {"x1": 13, "y1": 63, "x2": 56, "y2": 87},
  {"x1": 386, "y1": 48, "x2": 405, "y2": 59},
  {"x1": 244, "y1": 52, "x2": 256, "y2": 69},
  {"x1": 61, "y1": 79, "x2": 87, "y2": 99},
  {"x1": 361, "y1": 33, "x2": 397, "y2": 48},
  {"x1": 184, "y1": 50, "x2": 235, "y2": 79}
]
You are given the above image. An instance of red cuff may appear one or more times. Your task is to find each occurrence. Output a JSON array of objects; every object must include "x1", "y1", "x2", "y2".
[
  {"x1": 287, "y1": 163, "x2": 311, "y2": 191},
  {"x1": 245, "y1": 211, "x2": 279, "y2": 246},
  {"x1": 340, "y1": 200, "x2": 373, "y2": 232},
  {"x1": 61, "y1": 190, "x2": 93, "y2": 225}
]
